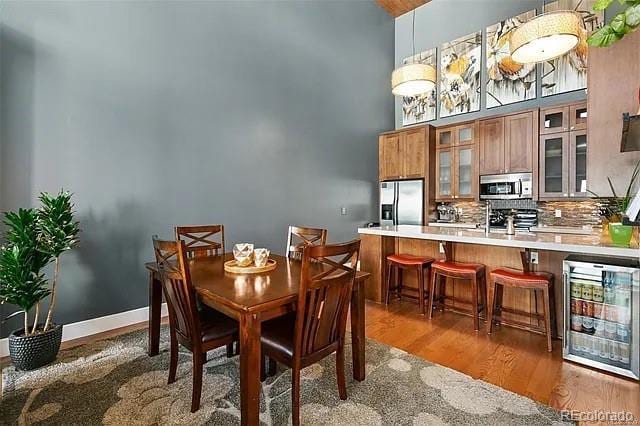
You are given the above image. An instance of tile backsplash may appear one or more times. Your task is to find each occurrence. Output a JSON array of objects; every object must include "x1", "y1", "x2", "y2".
[{"x1": 443, "y1": 199, "x2": 609, "y2": 228}]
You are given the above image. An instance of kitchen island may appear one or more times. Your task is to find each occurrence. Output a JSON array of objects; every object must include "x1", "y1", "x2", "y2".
[{"x1": 358, "y1": 225, "x2": 639, "y2": 336}]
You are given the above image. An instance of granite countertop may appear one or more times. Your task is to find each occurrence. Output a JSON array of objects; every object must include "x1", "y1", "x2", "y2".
[{"x1": 358, "y1": 225, "x2": 639, "y2": 258}]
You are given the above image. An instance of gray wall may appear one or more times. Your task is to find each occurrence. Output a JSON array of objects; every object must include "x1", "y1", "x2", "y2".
[
  {"x1": 0, "y1": 0, "x2": 394, "y2": 337},
  {"x1": 394, "y1": 0, "x2": 618, "y2": 129}
]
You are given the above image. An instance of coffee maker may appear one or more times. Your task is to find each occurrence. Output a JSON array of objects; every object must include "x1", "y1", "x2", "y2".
[{"x1": 437, "y1": 203, "x2": 458, "y2": 223}]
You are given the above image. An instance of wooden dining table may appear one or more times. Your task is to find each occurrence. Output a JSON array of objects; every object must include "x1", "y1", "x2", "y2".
[{"x1": 144, "y1": 253, "x2": 369, "y2": 425}]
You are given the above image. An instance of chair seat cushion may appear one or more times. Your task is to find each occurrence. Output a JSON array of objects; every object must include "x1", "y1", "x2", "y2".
[
  {"x1": 261, "y1": 313, "x2": 296, "y2": 359},
  {"x1": 387, "y1": 254, "x2": 435, "y2": 266},
  {"x1": 432, "y1": 259, "x2": 484, "y2": 274},
  {"x1": 199, "y1": 307, "x2": 238, "y2": 342},
  {"x1": 491, "y1": 268, "x2": 553, "y2": 285}
]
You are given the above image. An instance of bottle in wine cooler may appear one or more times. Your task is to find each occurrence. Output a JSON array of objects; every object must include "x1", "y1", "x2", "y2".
[
  {"x1": 603, "y1": 272, "x2": 616, "y2": 304},
  {"x1": 608, "y1": 340, "x2": 620, "y2": 362},
  {"x1": 593, "y1": 319, "x2": 605, "y2": 337},
  {"x1": 616, "y1": 323, "x2": 630, "y2": 343},
  {"x1": 619, "y1": 343, "x2": 630, "y2": 365},
  {"x1": 597, "y1": 338, "x2": 609, "y2": 359},
  {"x1": 604, "y1": 321, "x2": 617, "y2": 340}
]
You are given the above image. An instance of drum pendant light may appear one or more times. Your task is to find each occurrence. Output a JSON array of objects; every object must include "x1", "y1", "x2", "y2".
[
  {"x1": 392, "y1": 10, "x2": 436, "y2": 96},
  {"x1": 510, "y1": 10, "x2": 583, "y2": 64}
]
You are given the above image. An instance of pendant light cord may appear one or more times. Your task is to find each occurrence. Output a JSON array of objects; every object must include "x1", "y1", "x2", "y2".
[{"x1": 412, "y1": 10, "x2": 416, "y2": 60}]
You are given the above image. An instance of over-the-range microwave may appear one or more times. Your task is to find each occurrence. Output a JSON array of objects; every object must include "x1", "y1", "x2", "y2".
[{"x1": 479, "y1": 172, "x2": 533, "y2": 200}]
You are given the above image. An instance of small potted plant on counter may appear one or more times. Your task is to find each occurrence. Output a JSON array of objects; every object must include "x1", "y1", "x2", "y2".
[
  {"x1": 0, "y1": 190, "x2": 79, "y2": 370},
  {"x1": 590, "y1": 161, "x2": 640, "y2": 247}
]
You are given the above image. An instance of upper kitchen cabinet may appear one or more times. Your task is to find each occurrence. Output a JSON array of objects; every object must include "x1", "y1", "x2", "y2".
[
  {"x1": 570, "y1": 102, "x2": 588, "y2": 131},
  {"x1": 479, "y1": 111, "x2": 536, "y2": 175},
  {"x1": 378, "y1": 126, "x2": 430, "y2": 181},
  {"x1": 538, "y1": 101, "x2": 588, "y2": 199},
  {"x1": 540, "y1": 105, "x2": 569, "y2": 134},
  {"x1": 435, "y1": 144, "x2": 476, "y2": 201},
  {"x1": 478, "y1": 117, "x2": 505, "y2": 175},
  {"x1": 436, "y1": 121, "x2": 477, "y2": 148},
  {"x1": 379, "y1": 133, "x2": 402, "y2": 180}
]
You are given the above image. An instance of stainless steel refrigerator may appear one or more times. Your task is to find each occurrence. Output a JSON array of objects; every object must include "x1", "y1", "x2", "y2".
[
  {"x1": 563, "y1": 254, "x2": 639, "y2": 380},
  {"x1": 379, "y1": 179, "x2": 424, "y2": 226}
]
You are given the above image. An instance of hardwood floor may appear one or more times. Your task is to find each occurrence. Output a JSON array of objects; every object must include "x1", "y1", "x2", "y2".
[
  {"x1": 3, "y1": 303, "x2": 638, "y2": 421},
  {"x1": 365, "y1": 299, "x2": 639, "y2": 421}
]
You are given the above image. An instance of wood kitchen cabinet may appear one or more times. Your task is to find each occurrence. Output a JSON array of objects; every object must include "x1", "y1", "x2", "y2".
[
  {"x1": 538, "y1": 101, "x2": 588, "y2": 199},
  {"x1": 539, "y1": 129, "x2": 588, "y2": 199},
  {"x1": 379, "y1": 127, "x2": 427, "y2": 181},
  {"x1": 436, "y1": 145, "x2": 476, "y2": 201},
  {"x1": 478, "y1": 117, "x2": 505, "y2": 175},
  {"x1": 436, "y1": 121, "x2": 477, "y2": 148},
  {"x1": 479, "y1": 111, "x2": 536, "y2": 176}
]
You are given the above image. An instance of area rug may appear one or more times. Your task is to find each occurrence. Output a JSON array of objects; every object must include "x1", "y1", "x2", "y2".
[{"x1": 1, "y1": 327, "x2": 568, "y2": 425}]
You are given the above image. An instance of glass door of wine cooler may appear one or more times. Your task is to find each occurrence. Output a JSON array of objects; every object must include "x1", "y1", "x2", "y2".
[{"x1": 563, "y1": 255, "x2": 639, "y2": 380}]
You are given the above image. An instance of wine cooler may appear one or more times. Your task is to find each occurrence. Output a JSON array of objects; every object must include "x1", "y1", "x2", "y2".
[{"x1": 563, "y1": 255, "x2": 639, "y2": 380}]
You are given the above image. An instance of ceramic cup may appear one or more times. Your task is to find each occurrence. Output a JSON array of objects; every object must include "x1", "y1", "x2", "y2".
[
  {"x1": 233, "y1": 243, "x2": 254, "y2": 267},
  {"x1": 254, "y1": 248, "x2": 270, "y2": 268}
]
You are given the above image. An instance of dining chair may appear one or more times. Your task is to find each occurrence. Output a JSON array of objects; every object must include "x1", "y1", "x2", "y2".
[
  {"x1": 175, "y1": 224, "x2": 225, "y2": 258},
  {"x1": 261, "y1": 239, "x2": 361, "y2": 426},
  {"x1": 152, "y1": 236, "x2": 238, "y2": 413},
  {"x1": 285, "y1": 225, "x2": 328, "y2": 260},
  {"x1": 175, "y1": 224, "x2": 235, "y2": 357}
]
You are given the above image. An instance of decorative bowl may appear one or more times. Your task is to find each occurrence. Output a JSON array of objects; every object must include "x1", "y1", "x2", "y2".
[
  {"x1": 254, "y1": 248, "x2": 270, "y2": 268},
  {"x1": 233, "y1": 243, "x2": 254, "y2": 267}
]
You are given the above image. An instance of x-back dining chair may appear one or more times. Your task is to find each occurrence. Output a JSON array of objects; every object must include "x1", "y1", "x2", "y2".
[
  {"x1": 175, "y1": 224, "x2": 225, "y2": 258},
  {"x1": 261, "y1": 239, "x2": 361, "y2": 426},
  {"x1": 286, "y1": 225, "x2": 327, "y2": 260},
  {"x1": 152, "y1": 236, "x2": 238, "y2": 413}
]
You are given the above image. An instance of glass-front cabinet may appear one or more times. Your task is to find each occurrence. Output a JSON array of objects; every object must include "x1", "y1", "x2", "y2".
[
  {"x1": 456, "y1": 146, "x2": 474, "y2": 198},
  {"x1": 539, "y1": 102, "x2": 588, "y2": 199},
  {"x1": 540, "y1": 105, "x2": 569, "y2": 134},
  {"x1": 540, "y1": 133, "x2": 568, "y2": 198},
  {"x1": 570, "y1": 130, "x2": 588, "y2": 197},
  {"x1": 436, "y1": 146, "x2": 475, "y2": 201},
  {"x1": 436, "y1": 149, "x2": 452, "y2": 200}
]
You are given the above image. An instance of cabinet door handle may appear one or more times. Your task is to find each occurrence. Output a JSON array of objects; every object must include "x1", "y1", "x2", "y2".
[
  {"x1": 570, "y1": 193, "x2": 575, "y2": 197},
  {"x1": 563, "y1": 193, "x2": 568, "y2": 197}
]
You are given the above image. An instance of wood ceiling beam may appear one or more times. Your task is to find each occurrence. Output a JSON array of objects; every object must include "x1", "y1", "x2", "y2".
[{"x1": 376, "y1": 0, "x2": 430, "y2": 18}]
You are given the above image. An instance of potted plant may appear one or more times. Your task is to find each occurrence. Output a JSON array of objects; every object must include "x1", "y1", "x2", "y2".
[
  {"x1": 590, "y1": 161, "x2": 640, "y2": 246},
  {"x1": 0, "y1": 191, "x2": 79, "y2": 370},
  {"x1": 587, "y1": 0, "x2": 640, "y2": 47}
]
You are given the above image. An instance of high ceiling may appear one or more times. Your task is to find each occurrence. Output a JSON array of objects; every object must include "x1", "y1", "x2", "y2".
[{"x1": 376, "y1": 0, "x2": 430, "y2": 17}]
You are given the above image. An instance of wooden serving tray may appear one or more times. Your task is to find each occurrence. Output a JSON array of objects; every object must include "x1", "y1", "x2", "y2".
[{"x1": 224, "y1": 259, "x2": 277, "y2": 274}]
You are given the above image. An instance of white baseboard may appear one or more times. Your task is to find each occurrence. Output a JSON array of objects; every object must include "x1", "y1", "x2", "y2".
[{"x1": 0, "y1": 303, "x2": 168, "y2": 358}]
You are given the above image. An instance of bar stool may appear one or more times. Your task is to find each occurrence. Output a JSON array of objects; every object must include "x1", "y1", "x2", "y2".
[
  {"x1": 385, "y1": 254, "x2": 435, "y2": 314},
  {"x1": 428, "y1": 260, "x2": 486, "y2": 331},
  {"x1": 487, "y1": 268, "x2": 555, "y2": 352}
]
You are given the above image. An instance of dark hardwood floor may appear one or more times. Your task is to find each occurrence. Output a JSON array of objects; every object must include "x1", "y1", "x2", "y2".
[{"x1": 364, "y1": 299, "x2": 639, "y2": 420}]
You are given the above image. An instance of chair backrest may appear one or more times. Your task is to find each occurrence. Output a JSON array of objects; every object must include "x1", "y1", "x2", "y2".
[
  {"x1": 152, "y1": 236, "x2": 200, "y2": 344},
  {"x1": 286, "y1": 225, "x2": 327, "y2": 260},
  {"x1": 294, "y1": 239, "x2": 360, "y2": 359},
  {"x1": 175, "y1": 224, "x2": 225, "y2": 258}
]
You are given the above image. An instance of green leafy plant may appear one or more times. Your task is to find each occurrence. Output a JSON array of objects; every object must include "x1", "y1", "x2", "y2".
[
  {"x1": 0, "y1": 191, "x2": 79, "y2": 336},
  {"x1": 38, "y1": 191, "x2": 80, "y2": 332},
  {"x1": 587, "y1": 0, "x2": 640, "y2": 47},
  {"x1": 589, "y1": 160, "x2": 640, "y2": 221}
]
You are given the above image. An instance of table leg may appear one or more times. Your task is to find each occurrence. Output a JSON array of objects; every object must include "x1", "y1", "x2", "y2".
[
  {"x1": 350, "y1": 280, "x2": 366, "y2": 381},
  {"x1": 240, "y1": 312, "x2": 261, "y2": 426},
  {"x1": 148, "y1": 271, "x2": 162, "y2": 357}
]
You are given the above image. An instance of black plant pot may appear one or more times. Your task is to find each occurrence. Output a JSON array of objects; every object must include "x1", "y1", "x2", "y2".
[{"x1": 8, "y1": 324, "x2": 63, "y2": 370}]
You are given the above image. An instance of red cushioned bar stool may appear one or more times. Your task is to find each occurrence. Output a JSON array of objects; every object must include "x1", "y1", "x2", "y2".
[
  {"x1": 427, "y1": 258, "x2": 486, "y2": 331},
  {"x1": 385, "y1": 254, "x2": 435, "y2": 314},
  {"x1": 487, "y1": 267, "x2": 556, "y2": 352}
]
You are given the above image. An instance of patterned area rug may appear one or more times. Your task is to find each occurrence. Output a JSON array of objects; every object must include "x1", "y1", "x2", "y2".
[{"x1": 1, "y1": 327, "x2": 568, "y2": 425}]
